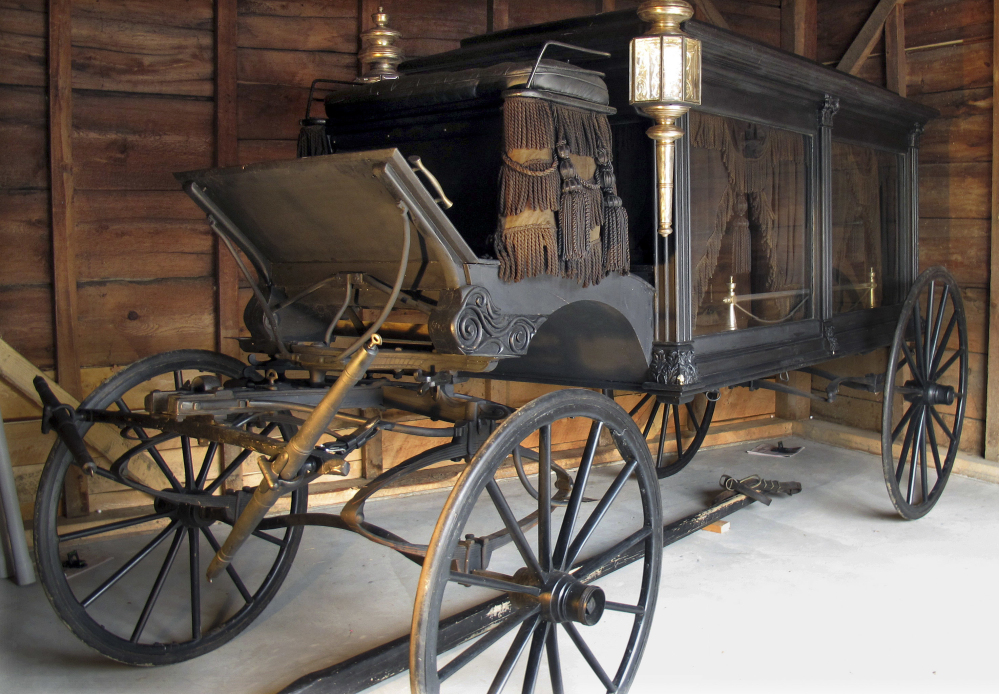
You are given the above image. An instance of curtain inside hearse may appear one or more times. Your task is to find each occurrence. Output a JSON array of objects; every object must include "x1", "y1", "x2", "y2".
[{"x1": 687, "y1": 112, "x2": 811, "y2": 336}]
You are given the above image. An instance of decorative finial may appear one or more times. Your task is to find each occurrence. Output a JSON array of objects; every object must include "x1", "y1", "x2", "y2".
[
  {"x1": 629, "y1": 1, "x2": 701, "y2": 238},
  {"x1": 357, "y1": 7, "x2": 403, "y2": 82}
]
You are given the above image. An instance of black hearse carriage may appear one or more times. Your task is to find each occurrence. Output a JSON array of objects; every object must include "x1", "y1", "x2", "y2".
[{"x1": 33, "y1": 4, "x2": 966, "y2": 693}]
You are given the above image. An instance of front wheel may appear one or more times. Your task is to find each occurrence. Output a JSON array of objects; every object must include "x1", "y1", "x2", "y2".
[
  {"x1": 411, "y1": 389, "x2": 662, "y2": 693},
  {"x1": 34, "y1": 350, "x2": 307, "y2": 665}
]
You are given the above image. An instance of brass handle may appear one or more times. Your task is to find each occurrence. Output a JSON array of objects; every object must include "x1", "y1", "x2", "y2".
[{"x1": 408, "y1": 155, "x2": 453, "y2": 209}]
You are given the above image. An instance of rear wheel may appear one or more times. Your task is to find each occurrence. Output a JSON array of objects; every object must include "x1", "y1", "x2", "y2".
[
  {"x1": 34, "y1": 350, "x2": 307, "y2": 665},
  {"x1": 629, "y1": 393, "x2": 716, "y2": 478},
  {"x1": 881, "y1": 268, "x2": 967, "y2": 519}
]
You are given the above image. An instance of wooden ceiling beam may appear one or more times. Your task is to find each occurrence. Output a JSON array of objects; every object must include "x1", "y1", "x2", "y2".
[
  {"x1": 884, "y1": 4, "x2": 907, "y2": 96},
  {"x1": 836, "y1": 0, "x2": 901, "y2": 76},
  {"x1": 781, "y1": 0, "x2": 816, "y2": 60}
]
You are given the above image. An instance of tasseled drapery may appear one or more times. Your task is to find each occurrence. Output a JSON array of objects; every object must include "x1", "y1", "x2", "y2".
[
  {"x1": 495, "y1": 96, "x2": 629, "y2": 286},
  {"x1": 689, "y1": 111, "x2": 807, "y2": 312}
]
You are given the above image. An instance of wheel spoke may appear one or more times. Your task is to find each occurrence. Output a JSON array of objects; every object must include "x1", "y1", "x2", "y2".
[
  {"x1": 929, "y1": 313, "x2": 958, "y2": 378},
  {"x1": 890, "y1": 403, "x2": 918, "y2": 443},
  {"x1": 130, "y1": 527, "x2": 185, "y2": 642},
  {"x1": 604, "y1": 601, "x2": 645, "y2": 616},
  {"x1": 564, "y1": 459, "x2": 638, "y2": 569},
  {"x1": 195, "y1": 442, "x2": 219, "y2": 490},
  {"x1": 252, "y1": 529, "x2": 285, "y2": 546},
  {"x1": 522, "y1": 622, "x2": 549, "y2": 694},
  {"x1": 895, "y1": 410, "x2": 919, "y2": 484},
  {"x1": 911, "y1": 302, "x2": 925, "y2": 379},
  {"x1": 201, "y1": 526, "x2": 252, "y2": 602},
  {"x1": 189, "y1": 528, "x2": 201, "y2": 641},
  {"x1": 546, "y1": 624, "x2": 563, "y2": 694},
  {"x1": 538, "y1": 425, "x2": 552, "y2": 574},
  {"x1": 920, "y1": 412, "x2": 929, "y2": 503},
  {"x1": 641, "y1": 401, "x2": 661, "y2": 438},
  {"x1": 81, "y1": 520, "x2": 179, "y2": 607},
  {"x1": 204, "y1": 447, "x2": 253, "y2": 494},
  {"x1": 448, "y1": 571, "x2": 541, "y2": 596},
  {"x1": 654, "y1": 404, "x2": 668, "y2": 467},
  {"x1": 899, "y1": 340, "x2": 923, "y2": 384},
  {"x1": 181, "y1": 436, "x2": 195, "y2": 491},
  {"x1": 928, "y1": 285, "x2": 950, "y2": 367},
  {"x1": 59, "y1": 511, "x2": 172, "y2": 542},
  {"x1": 562, "y1": 622, "x2": 616, "y2": 692},
  {"x1": 114, "y1": 398, "x2": 184, "y2": 492},
  {"x1": 685, "y1": 402, "x2": 701, "y2": 431},
  {"x1": 627, "y1": 394, "x2": 652, "y2": 418},
  {"x1": 926, "y1": 414, "x2": 943, "y2": 475},
  {"x1": 573, "y1": 527, "x2": 652, "y2": 580},
  {"x1": 487, "y1": 481, "x2": 544, "y2": 580},
  {"x1": 932, "y1": 350, "x2": 960, "y2": 381},
  {"x1": 672, "y1": 401, "x2": 683, "y2": 458},
  {"x1": 438, "y1": 607, "x2": 539, "y2": 683},
  {"x1": 553, "y1": 422, "x2": 602, "y2": 571},
  {"x1": 923, "y1": 281, "x2": 936, "y2": 369},
  {"x1": 906, "y1": 413, "x2": 924, "y2": 505},
  {"x1": 928, "y1": 406, "x2": 954, "y2": 441},
  {"x1": 488, "y1": 615, "x2": 539, "y2": 694}
]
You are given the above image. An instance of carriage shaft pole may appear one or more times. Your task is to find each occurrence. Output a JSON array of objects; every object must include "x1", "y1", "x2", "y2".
[
  {"x1": 206, "y1": 338, "x2": 381, "y2": 582},
  {"x1": 279, "y1": 489, "x2": 763, "y2": 694}
]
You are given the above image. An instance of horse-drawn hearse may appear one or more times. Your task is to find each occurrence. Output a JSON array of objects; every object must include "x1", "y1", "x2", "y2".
[{"x1": 33, "y1": 3, "x2": 966, "y2": 693}]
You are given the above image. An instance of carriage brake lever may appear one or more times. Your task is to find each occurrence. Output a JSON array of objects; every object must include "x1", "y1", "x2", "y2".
[{"x1": 407, "y1": 156, "x2": 453, "y2": 209}]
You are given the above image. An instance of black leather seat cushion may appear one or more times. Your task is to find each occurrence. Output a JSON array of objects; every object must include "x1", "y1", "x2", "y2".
[{"x1": 325, "y1": 60, "x2": 608, "y2": 119}]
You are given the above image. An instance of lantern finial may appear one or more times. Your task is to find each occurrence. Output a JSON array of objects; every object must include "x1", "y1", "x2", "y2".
[{"x1": 629, "y1": 1, "x2": 701, "y2": 237}]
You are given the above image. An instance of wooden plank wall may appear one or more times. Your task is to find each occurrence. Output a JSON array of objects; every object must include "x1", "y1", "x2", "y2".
[
  {"x1": 810, "y1": 0, "x2": 992, "y2": 456},
  {"x1": 0, "y1": 0, "x2": 785, "y2": 522}
]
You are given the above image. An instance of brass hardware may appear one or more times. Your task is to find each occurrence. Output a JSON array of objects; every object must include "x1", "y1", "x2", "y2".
[
  {"x1": 629, "y1": 1, "x2": 701, "y2": 238},
  {"x1": 726, "y1": 276, "x2": 738, "y2": 330},
  {"x1": 357, "y1": 7, "x2": 403, "y2": 82},
  {"x1": 868, "y1": 267, "x2": 877, "y2": 309},
  {"x1": 408, "y1": 156, "x2": 454, "y2": 209}
]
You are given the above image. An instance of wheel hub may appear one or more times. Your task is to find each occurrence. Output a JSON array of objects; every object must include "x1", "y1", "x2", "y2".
[
  {"x1": 153, "y1": 492, "x2": 218, "y2": 529},
  {"x1": 903, "y1": 379, "x2": 956, "y2": 406},
  {"x1": 540, "y1": 571, "x2": 605, "y2": 626}
]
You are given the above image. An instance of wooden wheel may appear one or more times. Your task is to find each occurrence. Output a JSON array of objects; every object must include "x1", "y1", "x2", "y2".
[
  {"x1": 411, "y1": 389, "x2": 662, "y2": 693},
  {"x1": 882, "y1": 268, "x2": 968, "y2": 519},
  {"x1": 34, "y1": 350, "x2": 307, "y2": 665},
  {"x1": 629, "y1": 393, "x2": 716, "y2": 478}
]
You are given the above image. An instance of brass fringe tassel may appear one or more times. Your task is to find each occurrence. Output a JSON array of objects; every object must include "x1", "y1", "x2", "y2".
[
  {"x1": 499, "y1": 155, "x2": 560, "y2": 216},
  {"x1": 596, "y1": 147, "x2": 630, "y2": 276},
  {"x1": 554, "y1": 107, "x2": 612, "y2": 158},
  {"x1": 562, "y1": 242, "x2": 604, "y2": 287},
  {"x1": 602, "y1": 198, "x2": 630, "y2": 275},
  {"x1": 503, "y1": 98, "x2": 556, "y2": 150},
  {"x1": 495, "y1": 222, "x2": 559, "y2": 282},
  {"x1": 556, "y1": 143, "x2": 603, "y2": 258}
]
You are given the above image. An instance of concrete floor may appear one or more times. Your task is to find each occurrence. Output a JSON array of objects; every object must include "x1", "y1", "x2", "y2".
[{"x1": 2, "y1": 437, "x2": 996, "y2": 694}]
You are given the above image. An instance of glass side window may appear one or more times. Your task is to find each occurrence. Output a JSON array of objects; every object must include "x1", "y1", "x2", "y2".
[
  {"x1": 688, "y1": 112, "x2": 812, "y2": 336},
  {"x1": 831, "y1": 141, "x2": 900, "y2": 313}
]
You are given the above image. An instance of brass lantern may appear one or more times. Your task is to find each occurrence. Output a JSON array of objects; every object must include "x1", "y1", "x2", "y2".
[{"x1": 629, "y1": 1, "x2": 701, "y2": 237}]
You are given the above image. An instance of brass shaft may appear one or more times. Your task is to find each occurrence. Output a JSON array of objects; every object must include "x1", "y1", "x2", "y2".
[{"x1": 206, "y1": 336, "x2": 381, "y2": 582}]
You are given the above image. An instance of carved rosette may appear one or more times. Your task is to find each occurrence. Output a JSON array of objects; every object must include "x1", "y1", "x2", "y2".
[
  {"x1": 819, "y1": 94, "x2": 840, "y2": 127},
  {"x1": 429, "y1": 286, "x2": 546, "y2": 357},
  {"x1": 823, "y1": 323, "x2": 839, "y2": 354},
  {"x1": 647, "y1": 345, "x2": 698, "y2": 386}
]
